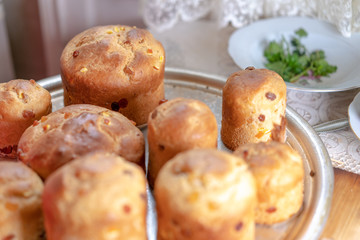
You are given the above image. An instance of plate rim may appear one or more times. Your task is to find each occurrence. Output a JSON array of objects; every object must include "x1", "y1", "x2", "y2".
[
  {"x1": 164, "y1": 67, "x2": 334, "y2": 240},
  {"x1": 348, "y1": 91, "x2": 360, "y2": 140},
  {"x1": 228, "y1": 16, "x2": 360, "y2": 92},
  {"x1": 37, "y1": 67, "x2": 334, "y2": 240}
]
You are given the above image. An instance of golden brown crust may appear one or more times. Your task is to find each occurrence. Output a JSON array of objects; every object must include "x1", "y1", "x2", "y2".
[
  {"x1": 147, "y1": 98, "x2": 218, "y2": 187},
  {"x1": 42, "y1": 152, "x2": 147, "y2": 240},
  {"x1": 0, "y1": 80, "x2": 52, "y2": 158},
  {"x1": 155, "y1": 149, "x2": 257, "y2": 240},
  {"x1": 234, "y1": 142, "x2": 304, "y2": 224},
  {"x1": 221, "y1": 68, "x2": 287, "y2": 150},
  {"x1": 0, "y1": 161, "x2": 44, "y2": 240},
  {"x1": 61, "y1": 25, "x2": 165, "y2": 125},
  {"x1": 17, "y1": 104, "x2": 145, "y2": 179}
]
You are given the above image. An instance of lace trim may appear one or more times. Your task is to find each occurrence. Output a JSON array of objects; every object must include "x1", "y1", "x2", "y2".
[
  {"x1": 142, "y1": 0, "x2": 360, "y2": 36},
  {"x1": 143, "y1": 0, "x2": 214, "y2": 32}
]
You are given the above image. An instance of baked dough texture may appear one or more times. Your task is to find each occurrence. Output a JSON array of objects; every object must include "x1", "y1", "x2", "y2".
[
  {"x1": 147, "y1": 98, "x2": 218, "y2": 187},
  {"x1": 60, "y1": 25, "x2": 165, "y2": 125},
  {"x1": 0, "y1": 79, "x2": 51, "y2": 158},
  {"x1": 234, "y1": 141, "x2": 304, "y2": 224},
  {"x1": 42, "y1": 152, "x2": 147, "y2": 240},
  {"x1": 17, "y1": 104, "x2": 145, "y2": 179},
  {"x1": 155, "y1": 149, "x2": 257, "y2": 240},
  {"x1": 221, "y1": 67, "x2": 287, "y2": 150},
  {"x1": 0, "y1": 161, "x2": 44, "y2": 240}
]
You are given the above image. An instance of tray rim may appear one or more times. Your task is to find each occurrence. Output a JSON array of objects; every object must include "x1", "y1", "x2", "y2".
[{"x1": 37, "y1": 67, "x2": 334, "y2": 240}]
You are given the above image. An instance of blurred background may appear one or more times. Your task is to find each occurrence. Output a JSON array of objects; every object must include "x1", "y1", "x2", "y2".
[
  {"x1": 1, "y1": 0, "x2": 358, "y2": 83},
  {"x1": 0, "y1": 0, "x2": 145, "y2": 82}
]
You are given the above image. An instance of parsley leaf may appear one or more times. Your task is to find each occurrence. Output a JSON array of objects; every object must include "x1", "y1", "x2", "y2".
[
  {"x1": 263, "y1": 28, "x2": 337, "y2": 83},
  {"x1": 295, "y1": 28, "x2": 308, "y2": 37}
]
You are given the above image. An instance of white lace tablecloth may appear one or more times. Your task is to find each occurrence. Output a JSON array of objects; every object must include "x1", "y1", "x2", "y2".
[{"x1": 151, "y1": 20, "x2": 360, "y2": 174}]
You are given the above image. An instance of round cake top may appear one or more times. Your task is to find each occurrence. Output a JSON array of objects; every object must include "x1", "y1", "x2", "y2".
[
  {"x1": 0, "y1": 79, "x2": 51, "y2": 122},
  {"x1": 17, "y1": 104, "x2": 145, "y2": 179},
  {"x1": 43, "y1": 152, "x2": 147, "y2": 238},
  {"x1": 155, "y1": 149, "x2": 256, "y2": 223},
  {"x1": 0, "y1": 161, "x2": 44, "y2": 235},
  {"x1": 60, "y1": 25, "x2": 165, "y2": 93},
  {"x1": 234, "y1": 142, "x2": 304, "y2": 200},
  {"x1": 223, "y1": 67, "x2": 286, "y2": 105},
  {"x1": 0, "y1": 161, "x2": 44, "y2": 199},
  {"x1": 0, "y1": 161, "x2": 44, "y2": 240},
  {"x1": 148, "y1": 98, "x2": 218, "y2": 145}
]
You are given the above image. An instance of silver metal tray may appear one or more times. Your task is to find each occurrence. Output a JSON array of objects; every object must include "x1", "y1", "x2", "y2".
[{"x1": 38, "y1": 67, "x2": 334, "y2": 240}]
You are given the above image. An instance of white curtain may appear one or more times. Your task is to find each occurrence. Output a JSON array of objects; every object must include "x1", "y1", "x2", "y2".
[
  {"x1": 0, "y1": 1, "x2": 15, "y2": 82},
  {"x1": 37, "y1": 0, "x2": 144, "y2": 76},
  {"x1": 142, "y1": 0, "x2": 360, "y2": 37}
]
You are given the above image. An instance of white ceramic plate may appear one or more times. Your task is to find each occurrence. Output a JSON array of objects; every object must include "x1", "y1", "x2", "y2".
[
  {"x1": 228, "y1": 17, "x2": 360, "y2": 92},
  {"x1": 348, "y1": 91, "x2": 360, "y2": 139}
]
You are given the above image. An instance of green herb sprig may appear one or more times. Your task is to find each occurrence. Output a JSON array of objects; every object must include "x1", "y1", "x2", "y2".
[{"x1": 264, "y1": 28, "x2": 337, "y2": 83}]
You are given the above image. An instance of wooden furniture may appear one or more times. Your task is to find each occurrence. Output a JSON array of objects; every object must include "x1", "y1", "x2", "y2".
[{"x1": 321, "y1": 168, "x2": 360, "y2": 240}]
